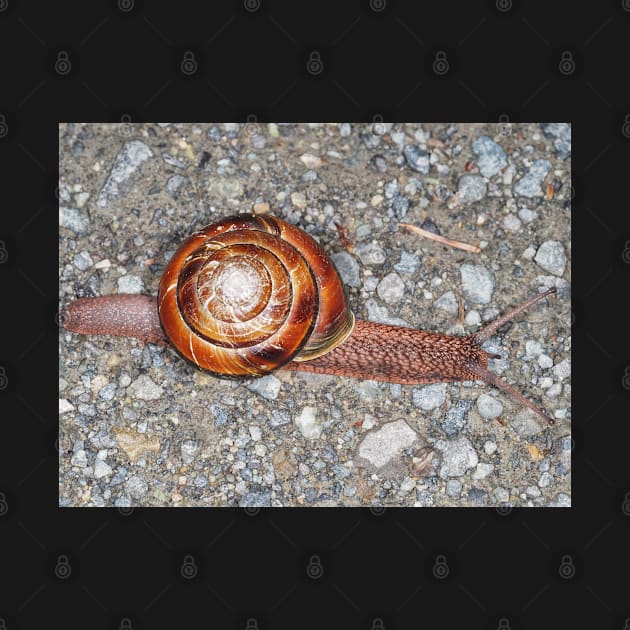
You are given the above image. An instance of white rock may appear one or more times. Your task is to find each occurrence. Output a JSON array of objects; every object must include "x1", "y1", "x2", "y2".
[
  {"x1": 295, "y1": 406, "x2": 322, "y2": 440},
  {"x1": 357, "y1": 420, "x2": 418, "y2": 469},
  {"x1": 59, "y1": 399, "x2": 74, "y2": 414},
  {"x1": 473, "y1": 462, "x2": 494, "y2": 480}
]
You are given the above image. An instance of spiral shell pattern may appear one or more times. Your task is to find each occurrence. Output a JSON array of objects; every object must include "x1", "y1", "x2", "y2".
[{"x1": 158, "y1": 214, "x2": 354, "y2": 376}]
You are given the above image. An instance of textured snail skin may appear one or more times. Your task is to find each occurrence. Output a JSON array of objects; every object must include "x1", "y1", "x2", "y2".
[{"x1": 60, "y1": 214, "x2": 558, "y2": 423}]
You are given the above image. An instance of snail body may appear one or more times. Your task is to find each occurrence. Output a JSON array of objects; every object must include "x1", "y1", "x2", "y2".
[{"x1": 61, "y1": 213, "x2": 559, "y2": 424}]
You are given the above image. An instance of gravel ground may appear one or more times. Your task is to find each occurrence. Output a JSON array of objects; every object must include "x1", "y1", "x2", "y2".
[{"x1": 58, "y1": 122, "x2": 571, "y2": 507}]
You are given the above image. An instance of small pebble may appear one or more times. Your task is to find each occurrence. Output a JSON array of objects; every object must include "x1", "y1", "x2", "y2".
[
  {"x1": 473, "y1": 462, "x2": 494, "y2": 480},
  {"x1": 437, "y1": 436, "x2": 479, "y2": 478},
  {"x1": 94, "y1": 458, "x2": 113, "y2": 479},
  {"x1": 538, "y1": 354, "x2": 553, "y2": 369},
  {"x1": 269, "y1": 409, "x2": 291, "y2": 428},
  {"x1": 525, "y1": 340, "x2": 543, "y2": 358},
  {"x1": 376, "y1": 272, "x2": 405, "y2": 303},
  {"x1": 441, "y1": 400, "x2": 472, "y2": 436},
  {"x1": 458, "y1": 175, "x2": 487, "y2": 202},
  {"x1": 472, "y1": 136, "x2": 507, "y2": 178},
  {"x1": 125, "y1": 475, "x2": 148, "y2": 500},
  {"x1": 339, "y1": 123, "x2": 351, "y2": 137},
  {"x1": 73, "y1": 250, "x2": 93, "y2": 271},
  {"x1": 412, "y1": 383, "x2": 446, "y2": 411},
  {"x1": 246, "y1": 374, "x2": 281, "y2": 400},
  {"x1": 97, "y1": 140, "x2": 153, "y2": 207},
  {"x1": 464, "y1": 310, "x2": 481, "y2": 326},
  {"x1": 540, "y1": 123, "x2": 571, "y2": 158},
  {"x1": 239, "y1": 491, "x2": 271, "y2": 508},
  {"x1": 295, "y1": 406, "x2": 322, "y2": 440},
  {"x1": 433, "y1": 291, "x2": 458, "y2": 315},
  {"x1": 538, "y1": 471, "x2": 553, "y2": 488},
  {"x1": 299, "y1": 153, "x2": 322, "y2": 169},
  {"x1": 59, "y1": 206, "x2": 89, "y2": 235},
  {"x1": 166, "y1": 174, "x2": 187, "y2": 196},
  {"x1": 356, "y1": 242, "x2": 386, "y2": 265},
  {"x1": 291, "y1": 192, "x2": 307, "y2": 208},
  {"x1": 330, "y1": 252, "x2": 360, "y2": 288},
  {"x1": 547, "y1": 493, "x2": 571, "y2": 507},
  {"x1": 357, "y1": 420, "x2": 418, "y2": 469},
  {"x1": 502, "y1": 214, "x2": 522, "y2": 232},
  {"x1": 460, "y1": 264, "x2": 495, "y2": 304},
  {"x1": 180, "y1": 439, "x2": 199, "y2": 464},
  {"x1": 484, "y1": 441, "x2": 497, "y2": 455},
  {"x1": 117, "y1": 275, "x2": 144, "y2": 294},
  {"x1": 393, "y1": 250, "x2": 420, "y2": 275},
  {"x1": 403, "y1": 145, "x2": 430, "y2": 174},
  {"x1": 477, "y1": 393, "x2": 503, "y2": 419},
  {"x1": 128, "y1": 375, "x2": 163, "y2": 400},
  {"x1": 552, "y1": 359, "x2": 570, "y2": 381},
  {"x1": 534, "y1": 240, "x2": 567, "y2": 276},
  {"x1": 446, "y1": 479, "x2": 462, "y2": 498},
  {"x1": 513, "y1": 159, "x2": 551, "y2": 197}
]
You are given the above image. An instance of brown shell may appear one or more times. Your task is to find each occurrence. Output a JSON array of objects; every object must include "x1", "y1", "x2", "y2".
[{"x1": 158, "y1": 214, "x2": 354, "y2": 377}]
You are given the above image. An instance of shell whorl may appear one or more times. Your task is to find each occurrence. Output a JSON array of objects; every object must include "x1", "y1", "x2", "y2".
[{"x1": 157, "y1": 214, "x2": 355, "y2": 377}]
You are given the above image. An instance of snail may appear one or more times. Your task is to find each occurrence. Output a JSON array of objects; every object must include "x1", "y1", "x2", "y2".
[{"x1": 61, "y1": 213, "x2": 561, "y2": 424}]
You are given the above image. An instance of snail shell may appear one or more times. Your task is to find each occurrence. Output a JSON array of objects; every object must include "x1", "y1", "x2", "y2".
[{"x1": 158, "y1": 214, "x2": 355, "y2": 377}]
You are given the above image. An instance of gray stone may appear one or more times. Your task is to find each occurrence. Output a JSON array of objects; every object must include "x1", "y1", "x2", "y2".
[
  {"x1": 477, "y1": 393, "x2": 503, "y2": 419},
  {"x1": 534, "y1": 240, "x2": 567, "y2": 276},
  {"x1": 181, "y1": 439, "x2": 199, "y2": 464},
  {"x1": 59, "y1": 206, "x2": 89, "y2": 235},
  {"x1": 391, "y1": 195, "x2": 410, "y2": 219},
  {"x1": 117, "y1": 275, "x2": 144, "y2": 294},
  {"x1": 442, "y1": 400, "x2": 472, "y2": 436},
  {"x1": 364, "y1": 298, "x2": 409, "y2": 327},
  {"x1": 98, "y1": 382, "x2": 117, "y2": 401},
  {"x1": 377, "y1": 272, "x2": 405, "y2": 303},
  {"x1": 246, "y1": 374, "x2": 281, "y2": 400},
  {"x1": 460, "y1": 264, "x2": 495, "y2": 304},
  {"x1": 166, "y1": 174, "x2": 187, "y2": 196},
  {"x1": 269, "y1": 408, "x2": 291, "y2": 428},
  {"x1": 356, "y1": 242, "x2": 386, "y2": 265},
  {"x1": 73, "y1": 250, "x2": 93, "y2": 271},
  {"x1": 416, "y1": 489, "x2": 434, "y2": 506},
  {"x1": 552, "y1": 358, "x2": 570, "y2": 381},
  {"x1": 540, "y1": 123, "x2": 571, "y2": 158},
  {"x1": 330, "y1": 251, "x2": 360, "y2": 288},
  {"x1": 472, "y1": 136, "x2": 507, "y2": 178},
  {"x1": 97, "y1": 140, "x2": 153, "y2": 207},
  {"x1": 403, "y1": 145, "x2": 430, "y2": 174},
  {"x1": 71, "y1": 449, "x2": 88, "y2": 467},
  {"x1": 433, "y1": 290, "x2": 458, "y2": 315},
  {"x1": 339, "y1": 123, "x2": 351, "y2": 137},
  {"x1": 473, "y1": 462, "x2": 494, "y2": 480},
  {"x1": 437, "y1": 436, "x2": 479, "y2": 478},
  {"x1": 458, "y1": 175, "x2": 487, "y2": 202},
  {"x1": 446, "y1": 479, "x2": 462, "y2": 497},
  {"x1": 412, "y1": 383, "x2": 446, "y2": 411},
  {"x1": 240, "y1": 491, "x2": 271, "y2": 507},
  {"x1": 510, "y1": 410, "x2": 545, "y2": 437},
  {"x1": 94, "y1": 458, "x2": 113, "y2": 479},
  {"x1": 547, "y1": 492, "x2": 571, "y2": 507},
  {"x1": 125, "y1": 475, "x2": 148, "y2": 499},
  {"x1": 393, "y1": 250, "x2": 420, "y2": 275},
  {"x1": 128, "y1": 375, "x2": 163, "y2": 400},
  {"x1": 357, "y1": 420, "x2": 418, "y2": 469},
  {"x1": 513, "y1": 159, "x2": 552, "y2": 197}
]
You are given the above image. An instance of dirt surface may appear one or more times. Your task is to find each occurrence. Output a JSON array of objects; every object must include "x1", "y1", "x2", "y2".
[{"x1": 58, "y1": 122, "x2": 571, "y2": 507}]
